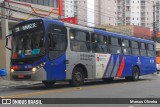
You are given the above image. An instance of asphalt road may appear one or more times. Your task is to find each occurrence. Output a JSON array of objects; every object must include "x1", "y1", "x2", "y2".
[{"x1": 0, "y1": 74, "x2": 160, "y2": 107}]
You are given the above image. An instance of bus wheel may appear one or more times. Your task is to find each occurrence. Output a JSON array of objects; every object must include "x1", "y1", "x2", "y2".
[
  {"x1": 70, "y1": 67, "x2": 84, "y2": 87},
  {"x1": 126, "y1": 67, "x2": 140, "y2": 81},
  {"x1": 42, "y1": 81, "x2": 56, "y2": 88}
]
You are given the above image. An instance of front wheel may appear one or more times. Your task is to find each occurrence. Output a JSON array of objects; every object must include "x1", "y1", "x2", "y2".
[
  {"x1": 70, "y1": 67, "x2": 84, "y2": 87},
  {"x1": 42, "y1": 81, "x2": 56, "y2": 88}
]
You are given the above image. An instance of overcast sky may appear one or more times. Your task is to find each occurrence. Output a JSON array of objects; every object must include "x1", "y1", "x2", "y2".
[{"x1": 87, "y1": 0, "x2": 95, "y2": 27}]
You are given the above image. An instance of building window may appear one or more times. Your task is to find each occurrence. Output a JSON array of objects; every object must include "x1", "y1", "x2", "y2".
[
  {"x1": 38, "y1": 0, "x2": 44, "y2": 5},
  {"x1": 44, "y1": 0, "x2": 49, "y2": 6},
  {"x1": 32, "y1": 0, "x2": 38, "y2": 4},
  {"x1": 26, "y1": 0, "x2": 32, "y2": 3},
  {"x1": 15, "y1": 0, "x2": 58, "y2": 7}
]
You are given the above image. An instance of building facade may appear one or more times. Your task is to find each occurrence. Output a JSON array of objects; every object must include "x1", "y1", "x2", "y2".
[
  {"x1": 94, "y1": 0, "x2": 155, "y2": 29},
  {"x1": 156, "y1": 0, "x2": 160, "y2": 31},
  {"x1": 62, "y1": 0, "x2": 87, "y2": 26},
  {"x1": 95, "y1": 0, "x2": 117, "y2": 26}
]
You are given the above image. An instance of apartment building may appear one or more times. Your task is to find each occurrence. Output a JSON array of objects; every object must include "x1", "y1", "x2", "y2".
[
  {"x1": 124, "y1": 0, "x2": 155, "y2": 28},
  {"x1": 95, "y1": 0, "x2": 156, "y2": 29},
  {"x1": 63, "y1": 0, "x2": 74, "y2": 17},
  {"x1": 63, "y1": 0, "x2": 87, "y2": 26},
  {"x1": 95, "y1": 0, "x2": 117, "y2": 26}
]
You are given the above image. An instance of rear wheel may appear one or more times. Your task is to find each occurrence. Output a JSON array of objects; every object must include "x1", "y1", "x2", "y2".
[
  {"x1": 42, "y1": 81, "x2": 56, "y2": 88},
  {"x1": 125, "y1": 67, "x2": 140, "y2": 81},
  {"x1": 70, "y1": 67, "x2": 84, "y2": 87}
]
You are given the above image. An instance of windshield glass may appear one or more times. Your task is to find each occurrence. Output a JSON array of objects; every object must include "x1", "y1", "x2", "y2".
[{"x1": 12, "y1": 20, "x2": 45, "y2": 59}]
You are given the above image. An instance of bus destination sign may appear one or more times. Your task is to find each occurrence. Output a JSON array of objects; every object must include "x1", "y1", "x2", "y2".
[{"x1": 13, "y1": 23, "x2": 37, "y2": 33}]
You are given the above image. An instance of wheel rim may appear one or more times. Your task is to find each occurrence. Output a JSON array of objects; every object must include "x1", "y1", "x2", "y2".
[{"x1": 73, "y1": 72, "x2": 82, "y2": 82}]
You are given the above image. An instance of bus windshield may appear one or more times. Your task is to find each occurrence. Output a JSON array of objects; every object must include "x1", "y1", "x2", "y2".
[{"x1": 11, "y1": 20, "x2": 45, "y2": 59}]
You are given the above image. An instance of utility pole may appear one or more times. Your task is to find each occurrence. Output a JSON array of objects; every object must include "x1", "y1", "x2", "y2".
[
  {"x1": 98, "y1": 0, "x2": 101, "y2": 25},
  {"x1": 0, "y1": 1, "x2": 10, "y2": 79},
  {"x1": 153, "y1": 4, "x2": 157, "y2": 42},
  {"x1": 1, "y1": 1, "x2": 9, "y2": 40}
]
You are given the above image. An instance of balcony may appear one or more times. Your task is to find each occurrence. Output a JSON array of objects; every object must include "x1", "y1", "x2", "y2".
[
  {"x1": 141, "y1": 3, "x2": 145, "y2": 6},
  {"x1": 125, "y1": 12, "x2": 131, "y2": 17},
  {"x1": 141, "y1": 9, "x2": 145, "y2": 12},
  {"x1": 126, "y1": 3, "x2": 130, "y2": 6},
  {"x1": 126, "y1": 20, "x2": 131, "y2": 23},
  {"x1": 117, "y1": 20, "x2": 123, "y2": 24},
  {"x1": 117, "y1": 9, "x2": 123, "y2": 12},
  {"x1": 117, "y1": 3, "x2": 123, "y2": 6},
  {"x1": 141, "y1": 20, "x2": 145, "y2": 23}
]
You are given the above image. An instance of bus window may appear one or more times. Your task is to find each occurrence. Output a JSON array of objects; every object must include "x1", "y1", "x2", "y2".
[
  {"x1": 91, "y1": 34, "x2": 108, "y2": 53},
  {"x1": 122, "y1": 39, "x2": 131, "y2": 55},
  {"x1": 109, "y1": 37, "x2": 121, "y2": 54},
  {"x1": 147, "y1": 44, "x2": 155, "y2": 57},
  {"x1": 48, "y1": 25, "x2": 67, "y2": 60},
  {"x1": 131, "y1": 41, "x2": 140, "y2": 56},
  {"x1": 70, "y1": 29, "x2": 90, "y2": 52},
  {"x1": 140, "y1": 43, "x2": 147, "y2": 56}
]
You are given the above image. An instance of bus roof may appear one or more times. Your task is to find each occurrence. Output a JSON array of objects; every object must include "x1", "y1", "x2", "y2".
[{"x1": 16, "y1": 18, "x2": 155, "y2": 44}]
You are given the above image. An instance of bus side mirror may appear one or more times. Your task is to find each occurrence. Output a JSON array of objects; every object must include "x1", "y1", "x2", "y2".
[
  {"x1": 0, "y1": 69, "x2": 7, "y2": 77},
  {"x1": 6, "y1": 34, "x2": 12, "y2": 51}
]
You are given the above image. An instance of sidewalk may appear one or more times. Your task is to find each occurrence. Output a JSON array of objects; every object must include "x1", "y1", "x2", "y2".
[{"x1": 0, "y1": 77, "x2": 41, "y2": 89}]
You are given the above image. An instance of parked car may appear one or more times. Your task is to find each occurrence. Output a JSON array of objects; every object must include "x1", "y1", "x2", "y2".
[{"x1": 0, "y1": 69, "x2": 7, "y2": 76}]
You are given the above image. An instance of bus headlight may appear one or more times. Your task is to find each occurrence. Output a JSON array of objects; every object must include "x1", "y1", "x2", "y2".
[
  {"x1": 11, "y1": 69, "x2": 15, "y2": 73},
  {"x1": 31, "y1": 62, "x2": 46, "y2": 73},
  {"x1": 32, "y1": 67, "x2": 37, "y2": 72}
]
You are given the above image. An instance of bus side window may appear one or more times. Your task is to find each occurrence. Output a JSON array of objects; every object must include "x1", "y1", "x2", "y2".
[
  {"x1": 70, "y1": 29, "x2": 90, "y2": 52},
  {"x1": 109, "y1": 36, "x2": 121, "y2": 54},
  {"x1": 122, "y1": 39, "x2": 131, "y2": 55},
  {"x1": 140, "y1": 42, "x2": 147, "y2": 56},
  {"x1": 48, "y1": 25, "x2": 67, "y2": 60},
  {"x1": 131, "y1": 41, "x2": 140, "y2": 56},
  {"x1": 147, "y1": 44, "x2": 155, "y2": 57},
  {"x1": 91, "y1": 33, "x2": 108, "y2": 53}
]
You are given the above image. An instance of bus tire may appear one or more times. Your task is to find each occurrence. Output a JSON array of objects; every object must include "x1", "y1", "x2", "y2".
[
  {"x1": 42, "y1": 81, "x2": 56, "y2": 88},
  {"x1": 126, "y1": 67, "x2": 140, "y2": 81},
  {"x1": 70, "y1": 67, "x2": 84, "y2": 87}
]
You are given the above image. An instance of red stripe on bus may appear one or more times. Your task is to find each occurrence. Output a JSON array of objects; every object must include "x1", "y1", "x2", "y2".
[{"x1": 117, "y1": 57, "x2": 125, "y2": 77}]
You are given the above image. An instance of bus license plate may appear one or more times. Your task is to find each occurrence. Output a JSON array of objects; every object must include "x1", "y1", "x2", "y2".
[{"x1": 18, "y1": 74, "x2": 24, "y2": 78}]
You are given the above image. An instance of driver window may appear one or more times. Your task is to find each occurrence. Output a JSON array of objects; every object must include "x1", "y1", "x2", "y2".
[{"x1": 48, "y1": 25, "x2": 67, "y2": 60}]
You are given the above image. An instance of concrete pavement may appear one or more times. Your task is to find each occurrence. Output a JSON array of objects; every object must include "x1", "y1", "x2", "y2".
[{"x1": 0, "y1": 77, "x2": 40, "y2": 89}]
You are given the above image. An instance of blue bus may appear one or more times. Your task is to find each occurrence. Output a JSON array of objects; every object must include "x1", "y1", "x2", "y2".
[{"x1": 6, "y1": 19, "x2": 156, "y2": 87}]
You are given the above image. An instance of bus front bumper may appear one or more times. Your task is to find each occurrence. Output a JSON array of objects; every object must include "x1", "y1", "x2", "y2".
[{"x1": 10, "y1": 68, "x2": 46, "y2": 81}]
